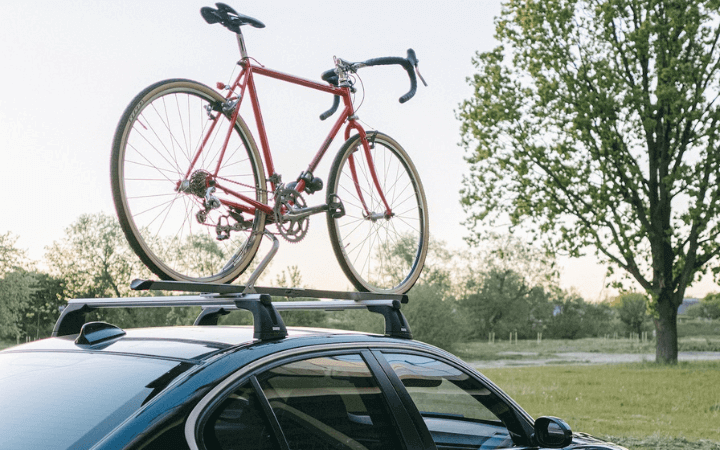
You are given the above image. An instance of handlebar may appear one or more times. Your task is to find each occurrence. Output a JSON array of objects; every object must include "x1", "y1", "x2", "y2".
[{"x1": 319, "y1": 49, "x2": 426, "y2": 120}]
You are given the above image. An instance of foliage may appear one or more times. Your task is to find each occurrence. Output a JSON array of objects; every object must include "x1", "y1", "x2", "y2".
[
  {"x1": 482, "y1": 362, "x2": 720, "y2": 442},
  {"x1": 274, "y1": 265, "x2": 327, "y2": 328},
  {"x1": 0, "y1": 270, "x2": 35, "y2": 339},
  {"x1": 461, "y1": 268, "x2": 553, "y2": 340},
  {"x1": 458, "y1": 0, "x2": 720, "y2": 363},
  {"x1": 701, "y1": 292, "x2": 720, "y2": 319},
  {"x1": 612, "y1": 292, "x2": 651, "y2": 335},
  {"x1": 678, "y1": 318, "x2": 720, "y2": 337},
  {"x1": 0, "y1": 232, "x2": 27, "y2": 275},
  {"x1": 546, "y1": 291, "x2": 614, "y2": 339},
  {"x1": 18, "y1": 272, "x2": 65, "y2": 340},
  {"x1": 455, "y1": 234, "x2": 558, "y2": 299},
  {"x1": 45, "y1": 212, "x2": 150, "y2": 298},
  {"x1": 402, "y1": 281, "x2": 466, "y2": 350}
]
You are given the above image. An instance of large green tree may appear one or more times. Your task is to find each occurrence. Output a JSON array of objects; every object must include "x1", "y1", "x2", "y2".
[
  {"x1": 459, "y1": 0, "x2": 720, "y2": 363},
  {"x1": 45, "y1": 212, "x2": 147, "y2": 298}
]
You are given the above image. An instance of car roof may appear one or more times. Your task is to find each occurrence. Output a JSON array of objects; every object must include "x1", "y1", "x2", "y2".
[{"x1": 3, "y1": 326, "x2": 380, "y2": 361}]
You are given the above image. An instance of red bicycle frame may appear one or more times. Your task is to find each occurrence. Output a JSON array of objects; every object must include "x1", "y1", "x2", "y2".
[{"x1": 182, "y1": 59, "x2": 393, "y2": 218}]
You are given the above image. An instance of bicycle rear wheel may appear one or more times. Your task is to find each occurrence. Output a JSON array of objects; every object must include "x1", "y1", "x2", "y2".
[
  {"x1": 111, "y1": 79, "x2": 266, "y2": 283},
  {"x1": 326, "y1": 132, "x2": 429, "y2": 294}
]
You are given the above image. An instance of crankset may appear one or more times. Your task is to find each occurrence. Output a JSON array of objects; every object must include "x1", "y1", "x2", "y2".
[{"x1": 273, "y1": 188, "x2": 309, "y2": 243}]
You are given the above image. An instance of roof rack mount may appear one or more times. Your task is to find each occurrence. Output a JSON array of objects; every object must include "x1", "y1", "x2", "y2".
[{"x1": 52, "y1": 279, "x2": 412, "y2": 341}]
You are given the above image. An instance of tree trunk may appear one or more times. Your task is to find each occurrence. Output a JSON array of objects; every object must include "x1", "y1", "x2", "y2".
[{"x1": 654, "y1": 294, "x2": 679, "y2": 364}]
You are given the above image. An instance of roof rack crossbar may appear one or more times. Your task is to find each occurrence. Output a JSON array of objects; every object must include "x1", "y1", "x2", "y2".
[
  {"x1": 53, "y1": 293, "x2": 288, "y2": 341},
  {"x1": 195, "y1": 299, "x2": 413, "y2": 339},
  {"x1": 131, "y1": 279, "x2": 409, "y2": 303},
  {"x1": 52, "y1": 280, "x2": 413, "y2": 341}
]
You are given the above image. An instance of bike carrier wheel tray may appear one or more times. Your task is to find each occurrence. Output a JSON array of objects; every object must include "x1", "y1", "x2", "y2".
[{"x1": 52, "y1": 279, "x2": 412, "y2": 341}]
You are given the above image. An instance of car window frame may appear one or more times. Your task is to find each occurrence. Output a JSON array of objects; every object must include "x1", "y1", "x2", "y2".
[
  {"x1": 371, "y1": 348, "x2": 535, "y2": 448},
  {"x1": 187, "y1": 344, "x2": 426, "y2": 450}
]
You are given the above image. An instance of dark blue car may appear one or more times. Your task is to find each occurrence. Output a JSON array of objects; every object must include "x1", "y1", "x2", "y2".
[{"x1": 0, "y1": 280, "x2": 626, "y2": 450}]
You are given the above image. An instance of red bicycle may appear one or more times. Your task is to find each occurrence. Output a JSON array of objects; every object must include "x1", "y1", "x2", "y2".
[{"x1": 111, "y1": 3, "x2": 429, "y2": 294}]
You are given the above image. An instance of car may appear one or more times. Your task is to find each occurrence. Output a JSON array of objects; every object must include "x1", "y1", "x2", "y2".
[{"x1": 0, "y1": 279, "x2": 626, "y2": 450}]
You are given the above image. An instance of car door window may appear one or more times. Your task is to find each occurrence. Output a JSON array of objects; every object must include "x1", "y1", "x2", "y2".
[
  {"x1": 257, "y1": 353, "x2": 403, "y2": 450},
  {"x1": 202, "y1": 382, "x2": 279, "y2": 450},
  {"x1": 382, "y1": 353, "x2": 516, "y2": 450}
]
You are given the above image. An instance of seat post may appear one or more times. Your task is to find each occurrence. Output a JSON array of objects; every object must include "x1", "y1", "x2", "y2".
[{"x1": 236, "y1": 30, "x2": 249, "y2": 59}]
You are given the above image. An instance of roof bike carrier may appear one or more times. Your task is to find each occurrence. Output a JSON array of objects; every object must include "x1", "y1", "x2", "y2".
[{"x1": 52, "y1": 277, "x2": 412, "y2": 342}]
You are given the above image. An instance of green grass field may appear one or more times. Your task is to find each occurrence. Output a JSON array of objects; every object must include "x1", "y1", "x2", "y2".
[{"x1": 481, "y1": 362, "x2": 720, "y2": 449}]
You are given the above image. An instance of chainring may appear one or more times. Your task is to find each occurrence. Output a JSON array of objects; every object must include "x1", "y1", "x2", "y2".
[{"x1": 273, "y1": 188, "x2": 309, "y2": 243}]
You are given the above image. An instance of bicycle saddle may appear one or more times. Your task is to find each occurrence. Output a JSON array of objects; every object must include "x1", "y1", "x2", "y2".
[{"x1": 201, "y1": 3, "x2": 265, "y2": 32}]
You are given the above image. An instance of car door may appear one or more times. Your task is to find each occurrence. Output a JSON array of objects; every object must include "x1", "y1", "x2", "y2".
[
  {"x1": 371, "y1": 349, "x2": 536, "y2": 450},
  {"x1": 190, "y1": 347, "x2": 426, "y2": 450}
]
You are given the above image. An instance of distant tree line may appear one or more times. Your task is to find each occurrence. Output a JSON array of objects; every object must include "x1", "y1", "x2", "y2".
[{"x1": 0, "y1": 213, "x2": 712, "y2": 348}]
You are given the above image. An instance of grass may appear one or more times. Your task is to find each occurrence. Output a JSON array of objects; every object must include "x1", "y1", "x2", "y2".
[
  {"x1": 451, "y1": 336, "x2": 720, "y2": 362},
  {"x1": 480, "y1": 361, "x2": 720, "y2": 448}
]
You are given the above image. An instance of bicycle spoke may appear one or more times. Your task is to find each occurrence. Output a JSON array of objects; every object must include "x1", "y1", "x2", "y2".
[
  {"x1": 114, "y1": 81, "x2": 265, "y2": 282},
  {"x1": 328, "y1": 133, "x2": 427, "y2": 293}
]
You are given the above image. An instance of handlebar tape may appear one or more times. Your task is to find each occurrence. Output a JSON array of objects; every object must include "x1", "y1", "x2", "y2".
[
  {"x1": 320, "y1": 95, "x2": 341, "y2": 121},
  {"x1": 362, "y1": 52, "x2": 417, "y2": 103}
]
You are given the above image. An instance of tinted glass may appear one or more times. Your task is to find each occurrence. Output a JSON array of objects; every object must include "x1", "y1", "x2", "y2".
[
  {"x1": 383, "y1": 353, "x2": 515, "y2": 450},
  {"x1": 202, "y1": 382, "x2": 277, "y2": 450},
  {"x1": 259, "y1": 354, "x2": 402, "y2": 450},
  {"x1": 0, "y1": 351, "x2": 187, "y2": 450}
]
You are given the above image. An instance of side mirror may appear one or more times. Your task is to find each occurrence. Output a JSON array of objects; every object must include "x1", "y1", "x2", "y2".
[{"x1": 533, "y1": 416, "x2": 573, "y2": 448}]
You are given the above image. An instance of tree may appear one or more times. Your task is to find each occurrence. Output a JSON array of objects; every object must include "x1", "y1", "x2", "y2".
[
  {"x1": 402, "y1": 282, "x2": 465, "y2": 350},
  {"x1": 274, "y1": 266, "x2": 327, "y2": 328},
  {"x1": 457, "y1": 233, "x2": 558, "y2": 300},
  {"x1": 19, "y1": 273, "x2": 66, "y2": 340},
  {"x1": 0, "y1": 270, "x2": 35, "y2": 340},
  {"x1": 45, "y1": 212, "x2": 151, "y2": 298},
  {"x1": 612, "y1": 292, "x2": 650, "y2": 335},
  {"x1": 461, "y1": 268, "x2": 553, "y2": 340},
  {"x1": 545, "y1": 292, "x2": 614, "y2": 339},
  {"x1": 700, "y1": 292, "x2": 720, "y2": 319},
  {"x1": 0, "y1": 232, "x2": 27, "y2": 275},
  {"x1": 458, "y1": 0, "x2": 720, "y2": 363}
]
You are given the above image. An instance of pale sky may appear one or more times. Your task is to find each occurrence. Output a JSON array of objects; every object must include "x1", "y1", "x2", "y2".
[{"x1": 1, "y1": 1, "x2": 717, "y2": 300}]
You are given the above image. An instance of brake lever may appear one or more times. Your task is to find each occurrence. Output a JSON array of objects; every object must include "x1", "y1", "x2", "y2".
[
  {"x1": 406, "y1": 49, "x2": 428, "y2": 87},
  {"x1": 415, "y1": 66, "x2": 428, "y2": 87}
]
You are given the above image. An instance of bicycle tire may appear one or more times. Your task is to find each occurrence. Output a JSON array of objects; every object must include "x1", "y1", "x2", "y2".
[
  {"x1": 326, "y1": 132, "x2": 429, "y2": 294},
  {"x1": 111, "y1": 79, "x2": 267, "y2": 283}
]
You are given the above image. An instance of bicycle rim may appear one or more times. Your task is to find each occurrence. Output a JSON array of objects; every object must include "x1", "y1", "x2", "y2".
[
  {"x1": 327, "y1": 132, "x2": 429, "y2": 294},
  {"x1": 111, "y1": 79, "x2": 266, "y2": 283}
]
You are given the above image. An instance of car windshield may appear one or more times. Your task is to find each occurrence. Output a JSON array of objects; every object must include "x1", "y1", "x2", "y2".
[{"x1": 0, "y1": 351, "x2": 190, "y2": 449}]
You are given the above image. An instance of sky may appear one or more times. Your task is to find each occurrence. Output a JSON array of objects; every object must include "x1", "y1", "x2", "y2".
[{"x1": 1, "y1": 0, "x2": 717, "y2": 300}]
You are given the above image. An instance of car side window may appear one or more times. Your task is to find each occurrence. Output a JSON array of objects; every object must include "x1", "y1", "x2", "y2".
[
  {"x1": 257, "y1": 353, "x2": 403, "y2": 450},
  {"x1": 202, "y1": 382, "x2": 279, "y2": 450},
  {"x1": 382, "y1": 353, "x2": 516, "y2": 450}
]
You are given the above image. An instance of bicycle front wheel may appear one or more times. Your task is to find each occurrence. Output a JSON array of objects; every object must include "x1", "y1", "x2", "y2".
[
  {"x1": 111, "y1": 79, "x2": 266, "y2": 283},
  {"x1": 327, "y1": 132, "x2": 429, "y2": 294}
]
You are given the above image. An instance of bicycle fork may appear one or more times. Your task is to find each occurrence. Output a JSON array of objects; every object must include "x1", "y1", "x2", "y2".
[{"x1": 345, "y1": 126, "x2": 394, "y2": 222}]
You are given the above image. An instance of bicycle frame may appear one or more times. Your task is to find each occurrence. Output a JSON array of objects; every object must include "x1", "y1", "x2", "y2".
[{"x1": 182, "y1": 58, "x2": 393, "y2": 219}]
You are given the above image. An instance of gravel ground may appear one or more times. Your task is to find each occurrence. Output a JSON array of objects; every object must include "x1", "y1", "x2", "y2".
[{"x1": 471, "y1": 351, "x2": 720, "y2": 368}]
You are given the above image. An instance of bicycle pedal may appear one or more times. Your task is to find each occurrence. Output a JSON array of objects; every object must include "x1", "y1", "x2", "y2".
[{"x1": 327, "y1": 194, "x2": 345, "y2": 219}]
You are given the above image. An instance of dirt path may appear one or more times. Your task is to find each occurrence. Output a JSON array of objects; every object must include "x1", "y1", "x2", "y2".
[{"x1": 471, "y1": 351, "x2": 720, "y2": 368}]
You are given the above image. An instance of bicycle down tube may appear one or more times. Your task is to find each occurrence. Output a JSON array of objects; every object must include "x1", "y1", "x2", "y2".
[{"x1": 181, "y1": 60, "x2": 392, "y2": 218}]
